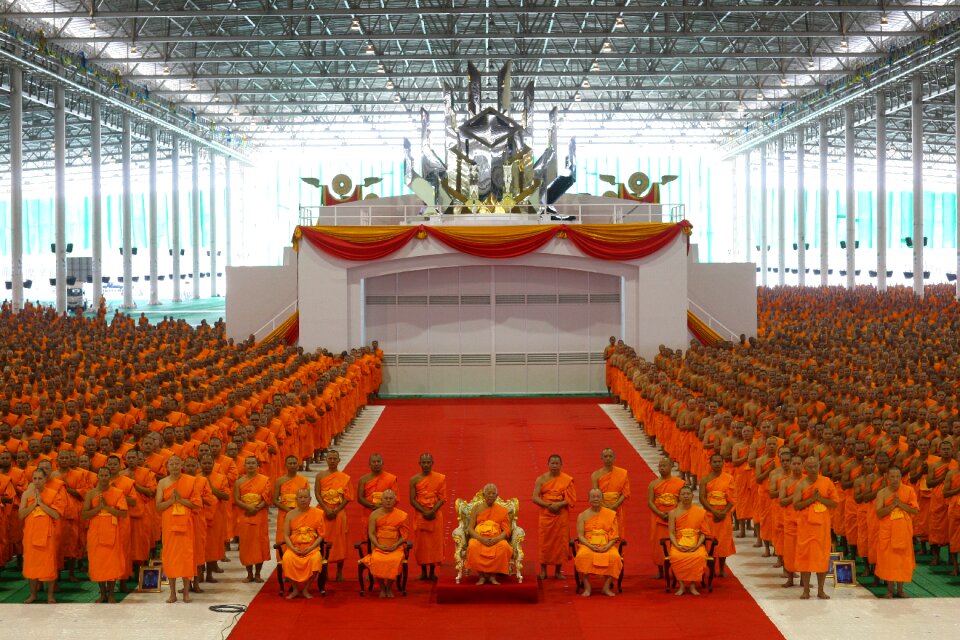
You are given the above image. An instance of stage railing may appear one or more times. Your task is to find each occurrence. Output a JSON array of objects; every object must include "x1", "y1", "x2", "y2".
[
  {"x1": 253, "y1": 299, "x2": 298, "y2": 342},
  {"x1": 298, "y1": 202, "x2": 685, "y2": 227},
  {"x1": 687, "y1": 299, "x2": 740, "y2": 343}
]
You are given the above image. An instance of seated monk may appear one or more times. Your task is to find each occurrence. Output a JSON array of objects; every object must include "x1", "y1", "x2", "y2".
[
  {"x1": 667, "y1": 486, "x2": 710, "y2": 596},
  {"x1": 574, "y1": 488, "x2": 622, "y2": 597},
  {"x1": 281, "y1": 488, "x2": 326, "y2": 599},
  {"x1": 875, "y1": 468, "x2": 920, "y2": 598},
  {"x1": 360, "y1": 489, "x2": 410, "y2": 598},
  {"x1": 466, "y1": 483, "x2": 514, "y2": 585}
]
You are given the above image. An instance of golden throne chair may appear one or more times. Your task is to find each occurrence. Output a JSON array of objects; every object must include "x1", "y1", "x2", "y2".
[{"x1": 452, "y1": 490, "x2": 526, "y2": 583}]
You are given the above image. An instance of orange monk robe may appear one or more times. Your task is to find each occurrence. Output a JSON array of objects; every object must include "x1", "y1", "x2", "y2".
[
  {"x1": 125, "y1": 467, "x2": 158, "y2": 564},
  {"x1": 160, "y1": 475, "x2": 203, "y2": 579},
  {"x1": 281, "y1": 507, "x2": 326, "y2": 584},
  {"x1": 319, "y1": 471, "x2": 353, "y2": 562},
  {"x1": 0, "y1": 474, "x2": 16, "y2": 564},
  {"x1": 86, "y1": 487, "x2": 128, "y2": 582},
  {"x1": 191, "y1": 477, "x2": 213, "y2": 571},
  {"x1": 704, "y1": 472, "x2": 737, "y2": 558},
  {"x1": 361, "y1": 508, "x2": 411, "y2": 579},
  {"x1": 668, "y1": 506, "x2": 711, "y2": 583},
  {"x1": 537, "y1": 472, "x2": 576, "y2": 565},
  {"x1": 22, "y1": 485, "x2": 66, "y2": 581},
  {"x1": 237, "y1": 473, "x2": 272, "y2": 566},
  {"x1": 362, "y1": 472, "x2": 400, "y2": 533},
  {"x1": 202, "y1": 471, "x2": 229, "y2": 563},
  {"x1": 794, "y1": 475, "x2": 839, "y2": 573},
  {"x1": 650, "y1": 477, "x2": 685, "y2": 566},
  {"x1": 948, "y1": 474, "x2": 960, "y2": 555},
  {"x1": 109, "y1": 474, "x2": 137, "y2": 577},
  {"x1": 781, "y1": 478, "x2": 802, "y2": 573},
  {"x1": 574, "y1": 507, "x2": 622, "y2": 578},
  {"x1": 875, "y1": 484, "x2": 919, "y2": 584},
  {"x1": 412, "y1": 472, "x2": 447, "y2": 566},
  {"x1": 598, "y1": 466, "x2": 631, "y2": 539},
  {"x1": 466, "y1": 503, "x2": 513, "y2": 575},
  {"x1": 58, "y1": 469, "x2": 87, "y2": 561},
  {"x1": 928, "y1": 461, "x2": 958, "y2": 545},
  {"x1": 275, "y1": 475, "x2": 311, "y2": 547}
]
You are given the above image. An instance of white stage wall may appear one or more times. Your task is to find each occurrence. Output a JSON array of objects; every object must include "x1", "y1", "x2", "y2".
[{"x1": 297, "y1": 231, "x2": 689, "y2": 394}]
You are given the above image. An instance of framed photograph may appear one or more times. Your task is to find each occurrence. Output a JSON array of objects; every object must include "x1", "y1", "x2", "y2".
[
  {"x1": 138, "y1": 567, "x2": 162, "y2": 592},
  {"x1": 833, "y1": 560, "x2": 857, "y2": 588},
  {"x1": 826, "y1": 551, "x2": 844, "y2": 578}
]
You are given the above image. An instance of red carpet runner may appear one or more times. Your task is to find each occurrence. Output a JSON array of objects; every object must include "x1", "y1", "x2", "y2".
[{"x1": 230, "y1": 398, "x2": 784, "y2": 640}]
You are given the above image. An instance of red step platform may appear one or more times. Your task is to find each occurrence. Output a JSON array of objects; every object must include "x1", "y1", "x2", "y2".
[{"x1": 435, "y1": 574, "x2": 540, "y2": 604}]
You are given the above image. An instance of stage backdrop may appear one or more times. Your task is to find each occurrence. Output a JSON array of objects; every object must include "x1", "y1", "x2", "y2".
[{"x1": 365, "y1": 265, "x2": 620, "y2": 395}]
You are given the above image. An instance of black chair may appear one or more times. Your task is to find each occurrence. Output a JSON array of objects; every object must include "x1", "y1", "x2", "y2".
[
  {"x1": 569, "y1": 538, "x2": 626, "y2": 594},
  {"x1": 354, "y1": 538, "x2": 412, "y2": 596},
  {"x1": 272, "y1": 540, "x2": 331, "y2": 597},
  {"x1": 659, "y1": 535, "x2": 718, "y2": 594}
]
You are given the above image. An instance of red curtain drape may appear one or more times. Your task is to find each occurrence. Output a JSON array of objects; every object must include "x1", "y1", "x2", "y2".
[{"x1": 293, "y1": 221, "x2": 691, "y2": 262}]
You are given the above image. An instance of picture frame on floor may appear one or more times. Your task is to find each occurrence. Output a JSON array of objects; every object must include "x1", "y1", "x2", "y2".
[
  {"x1": 833, "y1": 560, "x2": 856, "y2": 588},
  {"x1": 147, "y1": 559, "x2": 168, "y2": 585},
  {"x1": 826, "y1": 551, "x2": 843, "y2": 578},
  {"x1": 138, "y1": 567, "x2": 162, "y2": 592}
]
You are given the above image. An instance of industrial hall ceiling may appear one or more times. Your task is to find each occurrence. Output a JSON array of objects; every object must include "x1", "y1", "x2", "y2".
[{"x1": 2, "y1": 1, "x2": 960, "y2": 175}]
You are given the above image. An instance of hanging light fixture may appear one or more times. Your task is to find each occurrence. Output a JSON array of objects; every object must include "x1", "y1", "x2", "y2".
[
  {"x1": 392, "y1": 94, "x2": 401, "y2": 103},
  {"x1": 376, "y1": 63, "x2": 385, "y2": 73},
  {"x1": 351, "y1": 19, "x2": 361, "y2": 31},
  {"x1": 386, "y1": 79, "x2": 395, "y2": 90},
  {"x1": 614, "y1": 16, "x2": 625, "y2": 30},
  {"x1": 581, "y1": 79, "x2": 591, "y2": 88},
  {"x1": 190, "y1": 78, "x2": 198, "y2": 89},
  {"x1": 365, "y1": 43, "x2": 375, "y2": 55},
  {"x1": 574, "y1": 92, "x2": 582, "y2": 102},
  {"x1": 880, "y1": 14, "x2": 889, "y2": 25},
  {"x1": 591, "y1": 61, "x2": 600, "y2": 72},
  {"x1": 162, "y1": 64, "x2": 171, "y2": 75},
  {"x1": 601, "y1": 40, "x2": 613, "y2": 53}
]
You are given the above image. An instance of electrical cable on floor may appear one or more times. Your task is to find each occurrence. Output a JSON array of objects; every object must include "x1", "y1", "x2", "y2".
[{"x1": 209, "y1": 603, "x2": 247, "y2": 640}]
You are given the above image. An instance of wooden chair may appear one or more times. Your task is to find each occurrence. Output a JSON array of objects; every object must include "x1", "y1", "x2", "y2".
[
  {"x1": 273, "y1": 540, "x2": 331, "y2": 597},
  {"x1": 354, "y1": 538, "x2": 413, "y2": 596},
  {"x1": 569, "y1": 538, "x2": 627, "y2": 594},
  {"x1": 451, "y1": 490, "x2": 526, "y2": 583},
  {"x1": 659, "y1": 535, "x2": 718, "y2": 593}
]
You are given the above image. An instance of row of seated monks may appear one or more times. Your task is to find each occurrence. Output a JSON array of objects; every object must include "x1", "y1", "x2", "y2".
[
  {"x1": 0, "y1": 300, "x2": 383, "y2": 603},
  {"x1": 606, "y1": 283, "x2": 960, "y2": 599}
]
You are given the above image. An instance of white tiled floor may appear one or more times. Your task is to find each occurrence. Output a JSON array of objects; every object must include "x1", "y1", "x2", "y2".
[
  {"x1": 3, "y1": 405, "x2": 384, "y2": 639},
  {"x1": 601, "y1": 403, "x2": 960, "y2": 640}
]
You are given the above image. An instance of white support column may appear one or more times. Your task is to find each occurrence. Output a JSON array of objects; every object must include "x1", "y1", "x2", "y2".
[
  {"x1": 54, "y1": 86, "x2": 67, "y2": 314},
  {"x1": 209, "y1": 153, "x2": 218, "y2": 297},
  {"x1": 121, "y1": 113, "x2": 134, "y2": 309},
  {"x1": 171, "y1": 137, "x2": 182, "y2": 302},
  {"x1": 777, "y1": 136, "x2": 786, "y2": 285},
  {"x1": 819, "y1": 117, "x2": 829, "y2": 286},
  {"x1": 744, "y1": 151, "x2": 752, "y2": 265},
  {"x1": 797, "y1": 127, "x2": 806, "y2": 286},
  {"x1": 956, "y1": 59, "x2": 960, "y2": 299},
  {"x1": 192, "y1": 143, "x2": 201, "y2": 300},
  {"x1": 224, "y1": 157, "x2": 233, "y2": 268},
  {"x1": 845, "y1": 103, "x2": 856, "y2": 289},
  {"x1": 912, "y1": 75, "x2": 924, "y2": 296},
  {"x1": 877, "y1": 91, "x2": 888, "y2": 292},
  {"x1": 148, "y1": 127, "x2": 159, "y2": 305},
  {"x1": 760, "y1": 143, "x2": 768, "y2": 286},
  {"x1": 10, "y1": 67, "x2": 24, "y2": 311},
  {"x1": 91, "y1": 103, "x2": 102, "y2": 306}
]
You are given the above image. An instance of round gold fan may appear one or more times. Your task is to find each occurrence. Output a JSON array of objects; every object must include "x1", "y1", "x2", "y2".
[
  {"x1": 628, "y1": 171, "x2": 650, "y2": 196},
  {"x1": 331, "y1": 174, "x2": 353, "y2": 196}
]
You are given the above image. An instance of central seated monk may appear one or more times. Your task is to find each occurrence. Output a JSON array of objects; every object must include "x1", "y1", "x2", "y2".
[
  {"x1": 466, "y1": 483, "x2": 513, "y2": 585},
  {"x1": 574, "y1": 488, "x2": 621, "y2": 597},
  {"x1": 281, "y1": 488, "x2": 326, "y2": 599},
  {"x1": 360, "y1": 489, "x2": 409, "y2": 598}
]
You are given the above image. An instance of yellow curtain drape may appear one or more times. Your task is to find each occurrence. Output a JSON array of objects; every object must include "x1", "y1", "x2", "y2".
[
  {"x1": 687, "y1": 310, "x2": 724, "y2": 347},
  {"x1": 260, "y1": 310, "x2": 299, "y2": 345}
]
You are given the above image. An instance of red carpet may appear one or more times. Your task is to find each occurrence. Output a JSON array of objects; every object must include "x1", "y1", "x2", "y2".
[
  {"x1": 230, "y1": 397, "x2": 784, "y2": 640},
  {"x1": 435, "y1": 574, "x2": 539, "y2": 604}
]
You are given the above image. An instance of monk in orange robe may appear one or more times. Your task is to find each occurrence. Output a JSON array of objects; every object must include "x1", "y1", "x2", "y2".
[
  {"x1": 19, "y1": 467, "x2": 65, "y2": 603},
  {"x1": 82, "y1": 467, "x2": 128, "y2": 603},
  {"x1": 574, "y1": 488, "x2": 622, "y2": 597},
  {"x1": 360, "y1": 489, "x2": 410, "y2": 598},
  {"x1": 700, "y1": 453, "x2": 737, "y2": 576},
  {"x1": 281, "y1": 488, "x2": 326, "y2": 599},
  {"x1": 409, "y1": 453, "x2": 446, "y2": 580},
  {"x1": 357, "y1": 453, "x2": 399, "y2": 533},
  {"x1": 314, "y1": 449, "x2": 353, "y2": 580},
  {"x1": 668, "y1": 486, "x2": 710, "y2": 596},
  {"x1": 793, "y1": 456, "x2": 840, "y2": 600},
  {"x1": 465, "y1": 484, "x2": 514, "y2": 584},
  {"x1": 875, "y1": 468, "x2": 920, "y2": 598},
  {"x1": 779, "y1": 455, "x2": 804, "y2": 587},
  {"x1": 647, "y1": 457, "x2": 685, "y2": 575},
  {"x1": 156, "y1": 455, "x2": 203, "y2": 603},
  {"x1": 273, "y1": 455, "x2": 310, "y2": 559},
  {"x1": 533, "y1": 454, "x2": 576, "y2": 579},
  {"x1": 121, "y1": 450, "x2": 157, "y2": 574},
  {"x1": 199, "y1": 453, "x2": 230, "y2": 581},
  {"x1": 234, "y1": 456, "x2": 272, "y2": 583},
  {"x1": 591, "y1": 448, "x2": 630, "y2": 540}
]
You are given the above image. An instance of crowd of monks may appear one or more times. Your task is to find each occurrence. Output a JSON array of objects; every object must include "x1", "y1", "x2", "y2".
[
  {"x1": 607, "y1": 284, "x2": 960, "y2": 599},
  {"x1": 0, "y1": 300, "x2": 383, "y2": 603}
]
